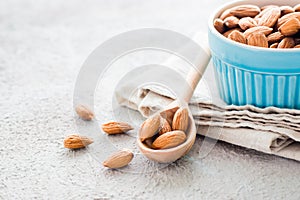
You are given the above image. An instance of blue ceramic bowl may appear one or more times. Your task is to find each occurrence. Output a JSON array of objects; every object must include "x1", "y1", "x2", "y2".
[{"x1": 208, "y1": 0, "x2": 300, "y2": 109}]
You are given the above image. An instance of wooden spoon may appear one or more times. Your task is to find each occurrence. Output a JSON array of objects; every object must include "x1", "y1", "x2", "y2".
[{"x1": 137, "y1": 50, "x2": 211, "y2": 163}]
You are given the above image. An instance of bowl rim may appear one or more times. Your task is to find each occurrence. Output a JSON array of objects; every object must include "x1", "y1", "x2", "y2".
[{"x1": 208, "y1": 0, "x2": 300, "y2": 52}]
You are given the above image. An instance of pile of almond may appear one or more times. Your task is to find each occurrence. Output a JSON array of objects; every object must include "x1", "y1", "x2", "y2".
[
  {"x1": 139, "y1": 107, "x2": 189, "y2": 150},
  {"x1": 214, "y1": 4, "x2": 300, "y2": 48}
]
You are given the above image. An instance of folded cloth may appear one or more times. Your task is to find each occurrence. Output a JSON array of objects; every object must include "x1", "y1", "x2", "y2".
[{"x1": 114, "y1": 33, "x2": 300, "y2": 161}]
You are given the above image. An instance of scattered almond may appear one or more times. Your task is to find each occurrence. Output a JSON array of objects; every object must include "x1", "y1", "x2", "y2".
[
  {"x1": 239, "y1": 17, "x2": 257, "y2": 30},
  {"x1": 228, "y1": 30, "x2": 247, "y2": 44},
  {"x1": 279, "y1": 17, "x2": 300, "y2": 36},
  {"x1": 103, "y1": 149, "x2": 134, "y2": 169},
  {"x1": 159, "y1": 118, "x2": 172, "y2": 135},
  {"x1": 139, "y1": 114, "x2": 161, "y2": 142},
  {"x1": 214, "y1": 18, "x2": 225, "y2": 33},
  {"x1": 258, "y1": 7, "x2": 281, "y2": 27},
  {"x1": 247, "y1": 32, "x2": 268, "y2": 48},
  {"x1": 278, "y1": 37, "x2": 295, "y2": 48},
  {"x1": 224, "y1": 16, "x2": 239, "y2": 28},
  {"x1": 75, "y1": 105, "x2": 94, "y2": 121},
  {"x1": 229, "y1": 5, "x2": 261, "y2": 18},
  {"x1": 102, "y1": 121, "x2": 133, "y2": 134},
  {"x1": 64, "y1": 134, "x2": 93, "y2": 149},
  {"x1": 152, "y1": 130, "x2": 186, "y2": 150},
  {"x1": 243, "y1": 26, "x2": 273, "y2": 38},
  {"x1": 172, "y1": 108, "x2": 189, "y2": 132}
]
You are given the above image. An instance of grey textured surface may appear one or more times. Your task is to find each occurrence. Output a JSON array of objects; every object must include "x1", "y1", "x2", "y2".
[{"x1": 1, "y1": 0, "x2": 300, "y2": 199}]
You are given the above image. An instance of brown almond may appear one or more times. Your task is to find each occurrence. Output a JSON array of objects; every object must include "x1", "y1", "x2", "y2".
[
  {"x1": 258, "y1": 7, "x2": 281, "y2": 27},
  {"x1": 75, "y1": 105, "x2": 94, "y2": 121},
  {"x1": 279, "y1": 18, "x2": 300, "y2": 36},
  {"x1": 143, "y1": 138, "x2": 154, "y2": 148},
  {"x1": 277, "y1": 12, "x2": 300, "y2": 27},
  {"x1": 229, "y1": 5, "x2": 261, "y2": 18},
  {"x1": 280, "y1": 6, "x2": 295, "y2": 16},
  {"x1": 278, "y1": 37, "x2": 295, "y2": 48},
  {"x1": 228, "y1": 30, "x2": 247, "y2": 44},
  {"x1": 152, "y1": 130, "x2": 186, "y2": 149},
  {"x1": 172, "y1": 108, "x2": 189, "y2": 132},
  {"x1": 214, "y1": 18, "x2": 225, "y2": 33},
  {"x1": 220, "y1": 9, "x2": 233, "y2": 20},
  {"x1": 159, "y1": 118, "x2": 172, "y2": 135},
  {"x1": 255, "y1": 7, "x2": 273, "y2": 20},
  {"x1": 223, "y1": 28, "x2": 242, "y2": 38},
  {"x1": 224, "y1": 16, "x2": 239, "y2": 28},
  {"x1": 247, "y1": 32, "x2": 268, "y2": 48},
  {"x1": 238, "y1": 17, "x2": 257, "y2": 30},
  {"x1": 261, "y1": 5, "x2": 279, "y2": 11},
  {"x1": 270, "y1": 43, "x2": 279, "y2": 48},
  {"x1": 244, "y1": 26, "x2": 273, "y2": 38},
  {"x1": 102, "y1": 121, "x2": 133, "y2": 134},
  {"x1": 160, "y1": 106, "x2": 179, "y2": 125},
  {"x1": 64, "y1": 134, "x2": 93, "y2": 149},
  {"x1": 139, "y1": 114, "x2": 161, "y2": 142},
  {"x1": 294, "y1": 4, "x2": 300, "y2": 12},
  {"x1": 267, "y1": 32, "x2": 285, "y2": 43},
  {"x1": 103, "y1": 149, "x2": 134, "y2": 169},
  {"x1": 294, "y1": 44, "x2": 300, "y2": 48}
]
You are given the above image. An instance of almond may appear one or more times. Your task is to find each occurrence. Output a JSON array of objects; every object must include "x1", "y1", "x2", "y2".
[
  {"x1": 223, "y1": 28, "x2": 242, "y2": 38},
  {"x1": 270, "y1": 43, "x2": 279, "y2": 48},
  {"x1": 103, "y1": 149, "x2": 134, "y2": 169},
  {"x1": 294, "y1": 44, "x2": 300, "y2": 48},
  {"x1": 143, "y1": 138, "x2": 154, "y2": 148},
  {"x1": 238, "y1": 17, "x2": 257, "y2": 30},
  {"x1": 220, "y1": 9, "x2": 233, "y2": 20},
  {"x1": 277, "y1": 12, "x2": 300, "y2": 27},
  {"x1": 160, "y1": 106, "x2": 179, "y2": 125},
  {"x1": 243, "y1": 26, "x2": 273, "y2": 38},
  {"x1": 228, "y1": 30, "x2": 247, "y2": 44},
  {"x1": 172, "y1": 108, "x2": 189, "y2": 132},
  {"x1": 139, "y1": 114, "x2": 161, "y2": 142},
  {"x1": 278, "y1": 37, "x2": 295, "y2": 48},
  {"x1": 229, "y1": 5, "x2": 261, "y2": 18},
  {"x1": 255, "y1": 7, "x2": 273, "y2": 20},
  {"x1": 159, "y1": 118, "x2": 172, "y2": 135},
  {"x1": 294, "y1": 4, "x2": 300, "y2": 12},
  {"x1": 267, "y1": 32, "x2": 285, "y2": 43},
  {"x1": 214, "y1": 18, "x2": 225, "y2": 33},
  {"x1": 152, "y1": 130, "x2": 186, "y2": 149},
  {"x1": 280, "y1": 6, "x2": 294, "y2": 16},
  {"x1": 75, "y1": 105, "x2": 94, "y2": 121},
  {"x1": 64, "y1": 134, "x2": 93, "y2": 149},
  {"x1": 261, "y1": 5, "x2": 279, "y2": 11},
  {"x1": 279, "y1": 18, "x2": 300, "y2": 36},
  {"x1": 224, "y1": 16, "x2": 239, "y2": 28},
  {"x1": 258, "y1": 7, "x2": 281, "y2": 27},
  {"x1": 102, "y1": 121, "x2": 133, "y2": 134},
  {"x1": 247, "y1": 32, "x2": 268, "y2": 48}
]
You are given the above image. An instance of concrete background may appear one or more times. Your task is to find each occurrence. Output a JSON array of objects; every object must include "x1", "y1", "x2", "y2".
[{"x1": 1, "y1": 0, "x2": 300, "y2": 199}]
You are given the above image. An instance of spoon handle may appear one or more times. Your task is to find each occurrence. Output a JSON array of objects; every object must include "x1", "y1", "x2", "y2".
[{"x1": 182, "y1": 46, "x2": 211, "y2": 102}]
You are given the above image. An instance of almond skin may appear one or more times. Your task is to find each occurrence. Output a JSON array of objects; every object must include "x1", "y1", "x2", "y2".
[
  {"x1": 224, "y1": 16, "x2": 239, "y2": 29},
  {"x1": 278, "y1": 37, "x2": 295, "y2": 48},
  {"x1": 279, "y1": 18, "x2": 300, "y2": 36},
  {"x1": 238, "y1": 17, "x2": 257, "y2": 30},
  {"x1": 102, "y1": 121, "x2": 133, "y2": 134},
  {"x1": 247, "y1": 32, "x2": 268, "y2": 48},
  {"x1": 152, "y1": 130, "x2": 186, "y2": 149},
  {"x1": 267, "y1": 32, "x2": 285, "y2": 43},
  {"x1": 228, "y1": 30, "x2": 247, "y2": 44},
  {"x1": 159, "y1": 118, "x2": 172, "y2": 135},
  {"x1": 214, "y1": 18, "x2": 225, "y2": 33},
  {"x1": 172, "y1": 108, "x2": 189, "y2": 132},
  {"x1": 243, "y1": 26, "x2": 273, "y2": 39},
  {"x1": 75, "y1": 105, "x2": 94, "y2": 121},
  {"x1": 229, "y1": 5, "x2": 261, "y2": 18},
  {"x1": 103, "y1": 149, "x2": 134, "y2": 169},
  {"x1": 258, "y1": 7, "x2": 281, "y2": 28},
  {"x1": 139, "y1": 114, "x2": 161, "y2": 142},
  {"x1": 64, "y1": 134, "x2": 93, "y2": 149}
]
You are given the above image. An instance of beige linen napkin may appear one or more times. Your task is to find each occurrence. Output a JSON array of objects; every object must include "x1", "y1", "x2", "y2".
[{"x1": 115, "y1": 63, "x2": 300, "y2": 161}]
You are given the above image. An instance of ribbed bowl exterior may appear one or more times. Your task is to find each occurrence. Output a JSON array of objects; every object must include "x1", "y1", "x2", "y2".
[
  {"x1": 212, "y1": 56, "x2": 300, "y2": 109},
  {"x1": 208, "y1": 0, "x2": 300, "y2": 109}
]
